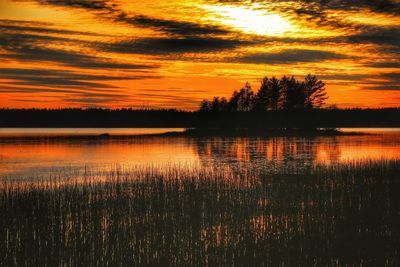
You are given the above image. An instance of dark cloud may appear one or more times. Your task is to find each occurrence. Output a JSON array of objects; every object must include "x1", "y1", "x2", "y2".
[
  {"x1": 308, "y1": 0, "x2": 400, "y2": 15},
  {"x1": 22, "y1": 0, "x2": 231, "y2": 36},
  {"x1": 0, "y1": 68, "x2": 136, "y2": 80},
  {"x1": 0, "y1": 31, "x2": 157, "y2": 70},
  {"x1": 347, "y1": 27, "x2": 400, "y2": 47},
  {"x1": 0, "y1": 84, "x2": 129, "y2": 107},
  {"x1": 366, "y1": 84, "x2": 400, "y2": 90},
  {"x1": 218, "y1": 0, "x2": 400, "y2": 15},
  {"x1": 381, "y1": 72, "x2": 400, "y2": 80},
  {"x1": 35, "y1": 0, "x2": 115, "y2": 11},
  {"x1": 0, "y1": 68, "x2": 149, "y2": 90},
  {"x1": 0, "y1": 86, "x2": 129, "y2": 98},
  {"x1": 0, "y1": 83, "x2": 130, "y2": 108},
  {"x1": 63, "y1": 97, "x2": 125, "y2": 104},
  {"x1": 12, "y1": 79, "x2": 115, "y2": 89},
  {"x1": 9, "y1": 98, "x2": 53, "y2": 103},
  {"x1": 106, "y1": 37, "x2": 251, "y2": 55},
  {"x1": 324, "y1": 72, "x2": 400, "y2": 91},
  {"x1": 365, "y1": 62, "x2": 400, "y2": 68},
  {"x1": 319, "y1": 73, "x2": 373, "y2": 80},
  {"x1": 2, "y1": 45, "x2": 155, "y2": 70},
  {"x1": 0, "y1": 19, "x2": 107, "y2": 36},
  {"x1": 235, "y1": 49, "x2": 347, "y2": 64},
  {"x1": 116, "y1": 14, "x2": 230, "y2": 36}
]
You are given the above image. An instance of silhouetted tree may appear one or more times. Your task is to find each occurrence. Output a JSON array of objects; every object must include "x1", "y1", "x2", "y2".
[
  {"x1": 253, "y1": 77, "x2": 270, "y2": 111},
  {"x1": 266, "y1": 77, "x2": 282, "y2": 110},
  {"x1": 237, "y1": 82, "x2": 254, "y2": 111},
  {"x1": 228, "y1": 90, "x2": 240, "y2": 111},
  {"x1": 199, "y1": 99, "x2": 211, "y2": 112},
  {"x1": 304, "y1": 74, "x2": 328, "y2": 109},
  {"x1": 210, "y1": 97, "x2": 221, "y2": 112},
  {"x1": 200, "y1": 96, "x2": 229, "y2": 112},
  {"x1": 198, "y1": 73, "x2": 330, "y2": 113},
  {"x1": 281, "y1": 76, "x2": 306, "y2": 110},
  {"x1": 219, "y1": 97, "x2": 229, "y2": 112},
  {"x1": 254, "y1": 76, "x2": 281, "y2": 111}
]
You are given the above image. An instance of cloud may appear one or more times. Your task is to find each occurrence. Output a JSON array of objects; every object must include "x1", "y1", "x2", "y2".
[
  {"x1": 0, "y1": 86, "x2": 129, "y2": 97},
  {"x1": 116, "y1": 14, "x2": 230, "y2": 36},
  {"x1": 214, "y1": 0, "x2": 400, "y2": 36},
  {"x1": 321, "y1": 72, "x2": 400, "y2": 91},
  {"x1": 0, "y1": 19, "x2": 107, "y2": 36},
  {"x1": 35, "y1": 0, "x2": 114, "y2": 11},
  {"x1": 0, "y1": 67, "x2": 133, "y2": 106},
  {"x1": 0, "y1": 67, "x2": 145, "y2": 106},
  {"x1": 235, "y1": 49, "x2": 347, "y2": 64},
  {"x1": 0, "y1": 68, "x2": 148, "y2": 89},
  {"x1": 347, "y1": 27, "x2": 400, "y2": 47},
  {"x1": 22, "y1": 0, "x2": 231, "y2": 37},
  {"x1": 366, "y1": 84, "x2": 400, "y2": 90},
  {"x1": 365, "y1": 62, "x2": 400, "y2": 68},
  {"x1": 0, "y1": 31, "x2": 157, "y2": 70},
  {"x1": 63, "y1": 97, "x2": 125, "y2": 104},
  {"x1": 106, "y1": 37, "x2": 251, "y2": 55},
  {"x1": 381, "y1": 73, "x2": 400, "y2": 80},
  {"x1": 0, "y1": 83, "x2": 130, "y2": 106},
  {"x1": 308, "y1": 0, "x2": 400, "y2": 15},
  {"x1": 217, "y1": 0, "x2": 400, "y2": 15}
]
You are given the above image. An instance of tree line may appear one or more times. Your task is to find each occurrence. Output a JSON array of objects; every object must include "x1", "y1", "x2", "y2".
[
  {"x1": 1, "y1": 108, "x2": 399, "y2": 128},
  {"x1": 199, "y1": 74, "x2": 328, "y2": 112}
]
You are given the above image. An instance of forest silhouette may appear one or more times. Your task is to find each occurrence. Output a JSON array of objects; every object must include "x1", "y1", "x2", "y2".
[
  {"x1": 199, "y1": 74, "x2": 328, "y2": 113},
  {"x1": 0, "y1": 74, "x2": 399, "y2": 131}
]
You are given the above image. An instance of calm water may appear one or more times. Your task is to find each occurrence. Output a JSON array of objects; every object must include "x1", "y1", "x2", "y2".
[
  {"x1": 1, "y1": 128, "x2": 399, "y2": 266},
  {"x1": 0, "y1": 128, "x2": 399, "y2": 177}
]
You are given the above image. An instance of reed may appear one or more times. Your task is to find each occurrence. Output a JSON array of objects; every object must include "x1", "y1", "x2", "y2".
[{"x1": 1, "y1": 160, "x2": 399, "y2": 266}]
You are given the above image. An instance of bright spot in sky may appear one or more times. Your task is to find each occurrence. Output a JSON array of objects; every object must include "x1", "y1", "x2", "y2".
[{"x1": 203, "y1": 5, "x2": 293, "y2": 36}]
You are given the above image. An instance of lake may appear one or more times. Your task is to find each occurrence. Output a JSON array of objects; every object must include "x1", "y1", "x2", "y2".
[
  {"x1": 0, "y1": 128, "x2": 399, "y2": 178},
  {"x1": 1, "y1": 128, "x2": 399, "y2": 266}
]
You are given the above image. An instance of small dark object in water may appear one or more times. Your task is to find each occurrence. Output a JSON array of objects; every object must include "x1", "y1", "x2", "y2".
[{"x1": 99, "y1": 133, "x2": 110, "y2": 138}]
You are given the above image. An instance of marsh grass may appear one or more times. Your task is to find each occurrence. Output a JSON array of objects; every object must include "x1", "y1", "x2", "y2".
[{"x1": 1, "y1": 160, "x2": 399, "y2": 266}]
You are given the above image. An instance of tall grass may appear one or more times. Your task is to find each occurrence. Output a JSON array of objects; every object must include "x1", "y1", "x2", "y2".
[{"x1": 1, "y1": 160, "x2": 399, "y2": 266}]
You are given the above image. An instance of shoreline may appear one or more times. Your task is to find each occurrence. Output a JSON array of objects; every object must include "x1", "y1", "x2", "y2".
[
  {"x1": 0, "y1": 128, "x2": 367, "y2": 141},
  {"x1": 156, "y1": 128, "x2": 366, "y2": 137}
]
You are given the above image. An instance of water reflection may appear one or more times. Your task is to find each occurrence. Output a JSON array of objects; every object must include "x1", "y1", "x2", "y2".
[
  {"x1": 194, "y1": 135, "x2": 399, "y2": 169},
  {"x1": 0, "y1": 138, "x2": 200, "y2": 177},
  {"x1": 0, "y1": 131, "x2": 399, "y2": 178}
]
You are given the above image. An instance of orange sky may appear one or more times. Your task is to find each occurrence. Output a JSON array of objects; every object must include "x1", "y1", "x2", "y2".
[{"x1": 0, "y1": 0, "x2": 399, "y2": 109}]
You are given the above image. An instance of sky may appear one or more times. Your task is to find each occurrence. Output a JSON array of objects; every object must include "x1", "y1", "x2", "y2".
[{"x1": 0, "y1": 0, "x2": 399, "y2": 109}]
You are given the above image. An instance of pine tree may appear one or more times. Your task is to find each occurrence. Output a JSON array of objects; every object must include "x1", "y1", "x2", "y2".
[
  {"x1": 254, "y1": 77, "x2": 270, "y2": 111},
  {"x1": 281, "y1": 76, "x2": 306, "y2": 110},
  {"x1": 266, "y1": 77, "x2": 281, "y2": 110},
  {"x1": 304, "y1": 74, "x2": 328, "y2": 109}
]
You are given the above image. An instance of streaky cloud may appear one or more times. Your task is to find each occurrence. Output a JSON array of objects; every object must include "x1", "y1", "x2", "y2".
[
  {"x1": 0, "y1": 68, "x2": 153, "y2": 89},
  {"x1": 35, "y1": 0, "x2": 114, "y2": 11},
  {"x1": 116, "y1": 14, "x2": 230, "y2": 36},
  {"x1": 23, "y1": 0, "x2": 233, "y2": 37},
  {"x1": 0, "y1": 19, "x2": 109, "y2": 36},
  {"x1": 365, "y1": 62, "x2": 400, "y2": 68},
  {"x1": 347, "y1": 26, "x2": 400, "y2": 48},
  {"x1": 235, "y1": 49, "x2": 347, "y2": 64},
  {"x1": 106, "y1": 37, "x2": 252, "y2": 55},
  {"x1": 0, "y1": 32, "x2": 157, "y2": 70}
]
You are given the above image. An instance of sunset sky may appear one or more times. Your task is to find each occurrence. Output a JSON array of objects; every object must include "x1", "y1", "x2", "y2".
[{"x1": 0, "y1": 0, "x2": 399, "y2": 109}]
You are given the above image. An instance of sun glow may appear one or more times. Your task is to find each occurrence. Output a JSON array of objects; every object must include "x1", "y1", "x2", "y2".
[{"x1": 203, "y1": 5, "x2": 293, "y2": 36}]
